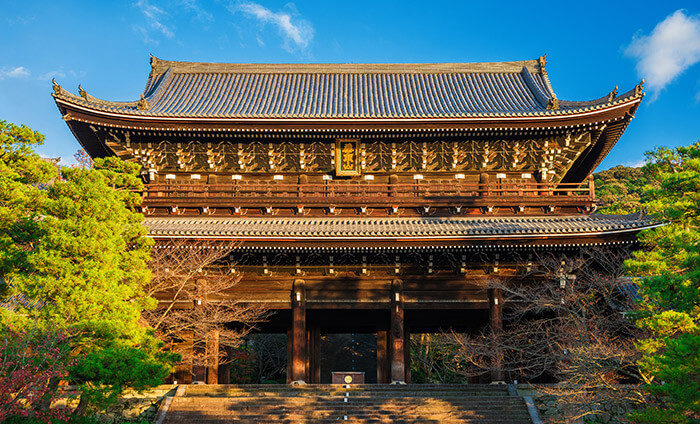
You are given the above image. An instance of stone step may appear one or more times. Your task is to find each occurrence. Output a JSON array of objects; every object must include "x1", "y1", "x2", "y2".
[
  {"x1": 163, "y1": 419, "x2": 528, "y2": 424},
  {"x1": 161, "y1": 385, "x2": 533, "y2": 424},
  {"x1": 170, "y1": 400, "x2": 526, "y2": 407},
  {"x1": 183, "y1": 385, "x2": 508, "y2": 392},
  {"x1": 182, "y1": 391, "x2": 510, "y2": 397},
  {"x1": 168, "y1": 408, "x2": 530, "y2": 416}
]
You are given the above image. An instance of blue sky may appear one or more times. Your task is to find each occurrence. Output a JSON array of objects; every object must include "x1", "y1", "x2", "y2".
[{"x1": 1, "y1": 0, "x2": 699, "y2": 169}]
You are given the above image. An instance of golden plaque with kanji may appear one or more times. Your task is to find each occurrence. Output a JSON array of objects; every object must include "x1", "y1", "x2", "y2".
[{"x1": 335, "y1": 138, "x2": 360, "y2": 176}]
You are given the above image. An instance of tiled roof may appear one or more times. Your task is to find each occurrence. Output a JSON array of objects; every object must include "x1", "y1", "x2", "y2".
[
  {"x1": 52, "y1": 56, "x2": 643, "y2": 119},
  {"x1": 145, "y1": 213, "x2": 658, "y2": 240}
]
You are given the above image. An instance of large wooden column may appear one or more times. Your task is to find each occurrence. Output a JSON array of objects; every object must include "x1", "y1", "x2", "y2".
[
  {"x1": 377, "y1": 329, "x2": 389, "y2": 383},
  {"x1": 489, "y1": 286, "x2": 504, "y2": 382},
  {"x1": 205, "y1": 329, "x2": 219, "y2": 384},
  {"x1": 307, "y1": 325, "x2": 321, "y2": 384},
  {"x1": 219, "y1": 345, "x2": 232, "y2": 385},
  {"x1": 291, "y1": 279, "x2": 307, "y2": 383},
  {"x1": 404, "y1": 324, "x2": 411, "y2": 383},
  {"x1": 286, "y1": 327, "x2": 293, "y2": 383},
  {"x1": 174, "y1": 331, "x2": 194, "y2": 384},
  {"x1": 390, "y1": 279, "x2": 405, "y2": 383}
]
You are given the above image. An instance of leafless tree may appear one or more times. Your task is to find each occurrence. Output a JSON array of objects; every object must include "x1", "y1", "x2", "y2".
[
  {"x1": 142, "y1": 239, "x2": 271, "y2": 369},
  {"x1": 247, "y1": 334, "x2": 288, "y2": 383},
  {"x1": 73, "y1": 149, "x2": 93, "y2": 169},
  {"x1": 443, "y1": 247, "x2": 647, "y2": 423}
]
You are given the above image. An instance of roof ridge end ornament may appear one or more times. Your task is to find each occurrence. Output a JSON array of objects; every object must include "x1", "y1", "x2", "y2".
[
  {"x1": 51, "y1": 78, "x2": 63, "y2": 96},
  {"x1": 78, "y1": 84, "x2": 88, "y2": 100},
  {"x1": 608, "y1": 86, "x2": 619, "y2": 102},
  {"x1": 137, "y1": 94, "x2": 150, "y2": 110},
  {"x1": 150, "y1": 54, "x2": 160, "y2": 78},
  {"x1": 546, "y1": 93, "x2": 559, "y2": 110},
  {"x1": 635, "y1": 79, "x2": 645, "y2": 97},
  {"x1": 538, "y1": 54, "x2": 547, "y2": 71}
]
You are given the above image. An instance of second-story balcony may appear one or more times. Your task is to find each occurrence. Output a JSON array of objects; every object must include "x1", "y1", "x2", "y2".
[{"x1": 142, "y1": 176, "x2": 597, "y2": 216}]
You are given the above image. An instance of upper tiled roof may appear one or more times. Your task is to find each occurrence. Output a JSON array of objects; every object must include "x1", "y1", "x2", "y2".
[
  {"x1": 52, "y1": 56, "x2": 643, "y2": 120},
  {"x1": 145, "y1": 213, "x2": 658, "y2": 240}
]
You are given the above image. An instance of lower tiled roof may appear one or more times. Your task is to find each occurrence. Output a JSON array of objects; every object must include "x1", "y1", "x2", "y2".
[{"x1": 145, "y1": 213, "x2": 658, "y2": 240}]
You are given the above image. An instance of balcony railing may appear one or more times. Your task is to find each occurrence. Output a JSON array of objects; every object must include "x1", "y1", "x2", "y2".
[{"x1": 142, "y1": 177, "x2": 595, "y2": 209}]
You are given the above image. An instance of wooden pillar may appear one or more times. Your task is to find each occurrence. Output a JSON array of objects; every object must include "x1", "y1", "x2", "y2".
[
  {"x1": 489, "y1": 287, "x2": 504, "y2": 382},
  {"x1": 377, "y1": 329, "x2": 389, "y2": 383},
  {"x1": 286, "y1": 327, "x2": 293, "y2": 384},
  {"x1": 404, "y1": 324, "x2": 411, "y2": 383},
  {"x1": 307, "y1": 326, "x2": 321, "y2": 384},
  {"x1": 174, "y1": 331, "x2": 193, "y2": 384},
  {"x1": 291, "y1": 280, "x2": 307, "y2": 383},
  {"x1": 206, "y1": 330, "x2": 219, "y2": 384},
  {"x1": 219, "y1": 346, "x2": 231, "y2": 385},
  {"x1": 480, "y1": 173, "x2": 491, "y2": 197},
  {"x1": 390, "y1": 279, "x2": 405, "y2": 383}
]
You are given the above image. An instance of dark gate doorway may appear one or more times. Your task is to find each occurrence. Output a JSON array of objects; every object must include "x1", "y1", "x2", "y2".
[{"x1": 320, "y1": 333, "x2": 377, "y2": 384}]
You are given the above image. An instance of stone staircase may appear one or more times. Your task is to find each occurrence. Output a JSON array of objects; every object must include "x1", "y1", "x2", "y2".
[{"x1": 160, "y1": 384, "x2": 533, "y2": 423}]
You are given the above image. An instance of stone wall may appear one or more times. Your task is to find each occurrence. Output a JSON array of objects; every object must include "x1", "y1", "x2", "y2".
[{"x1": 516, "y1": 384, "x2": 645, "y2": 424}]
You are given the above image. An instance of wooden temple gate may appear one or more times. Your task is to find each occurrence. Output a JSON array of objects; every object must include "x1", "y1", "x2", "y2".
[{"x1": 53, "y1": 55, "x2": 656, "y2": 384}]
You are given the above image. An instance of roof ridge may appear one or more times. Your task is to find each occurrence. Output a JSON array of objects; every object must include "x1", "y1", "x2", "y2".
[{"x1": 149, "y1": 55, "x2": 543, "y2": 76}]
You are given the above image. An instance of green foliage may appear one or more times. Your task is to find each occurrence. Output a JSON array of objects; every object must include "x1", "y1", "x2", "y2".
[
  {"x1": 3, "y1": 415, "x2": 151, "y2": 424},
  {"x1": 594, "y1": 165, "x2": 648, "y2": 214},
  {"x1": 0, "y1": 121, "x2": 56, "y2": 293},
  {"x1": 0, "y1": 120, "x2": 175, "y2": 416},
  {"x1": 410, "y1": 334, "x2": 468, "y2": 384},
  {"x1": 70, "y1": 346, "x2": 177, "y2": 411},
  {"x1": 626, "y1": 142, "x2": 700, "y2": 423}
]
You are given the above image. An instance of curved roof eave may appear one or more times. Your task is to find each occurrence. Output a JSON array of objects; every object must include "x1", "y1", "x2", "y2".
[{"x1": 54, "y1": 94, "x2": 641, "y2": 129}]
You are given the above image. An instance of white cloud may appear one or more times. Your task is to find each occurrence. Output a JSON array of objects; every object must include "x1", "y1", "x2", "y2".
[
  {"x1": 624, "y1": 159, "x2": 647, "y2": 168},
  {"x1": 626, "y1": 9, "x2": 700, "y2": 100},
  {"x1": 133, "y1": 25, "x2": 159, "y2": 44},
  {"x1": 178, "y1": 0, "x2": 213, "y2": 22},
  {"x1": 38, "y1": 70, "x2": 67, "y2": 80},
  {"x1": 135, "y1": 0, "x2": 174, "y2": 39},
  {"x1": 0, "y1": 66, "x2": 30, "y2": 80},
  {"x1": 234, "y1": 2, "x2": 313, "y2": 52}
]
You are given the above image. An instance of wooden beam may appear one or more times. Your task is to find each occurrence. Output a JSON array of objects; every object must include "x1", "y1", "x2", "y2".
[
  {"x1": 390, "y1": 279, "x2": 405, "y2": 383},
  {"x1": 291, "y1": 279, "x2": 306, "y2": 382}
]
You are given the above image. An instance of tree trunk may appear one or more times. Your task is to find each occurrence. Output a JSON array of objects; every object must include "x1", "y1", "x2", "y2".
[{"x1": 74, "y1": 393, "x2": 89, "y2": 416}]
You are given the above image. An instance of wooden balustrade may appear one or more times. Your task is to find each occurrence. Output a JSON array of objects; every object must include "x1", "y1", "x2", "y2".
[
  {"x1": 143, "y1": 179, "x2": 594, "y2": 206},
  {"x1": 144, "y1": 181, "x2": 594, "y2": 200}
]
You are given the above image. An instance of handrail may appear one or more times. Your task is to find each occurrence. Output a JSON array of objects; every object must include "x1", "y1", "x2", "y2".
[{"x1": 143, "y1": 180, "x2": 594, "y2": 201}]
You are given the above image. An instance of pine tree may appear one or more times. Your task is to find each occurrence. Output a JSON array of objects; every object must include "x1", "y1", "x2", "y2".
[
  {"x1": 627, "y1": 142, "x2": 700, "y2": 423},
  {"x1": 0, "y1": 120, "x2": 176, "y2": 416}
]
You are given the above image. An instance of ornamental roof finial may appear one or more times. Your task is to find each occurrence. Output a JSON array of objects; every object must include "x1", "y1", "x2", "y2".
[
  {"x1": 137, "y1": 94, "x2": 150, "y2": 110},
  {"x1": 150, "y1": 54, "x2": 160, "y2": 78},
  {"x1": 78, "y1": 84, "x2": 88, "y2": 100},
  {"x1": 538, "y1": 54, "x2": 547, "y2": 71},
  {"x1": 608, "y1": 86, "x2": 619, "y2": 102},
  {"x1": 52, "y1": 78, "x2": 63, "y2": 96},
  {"x1": 546, "y1": 93, "x2": 559, "y2": 110},
  {"x1": 635, "y1": 79, "x2": 645, "y2": 96}
]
